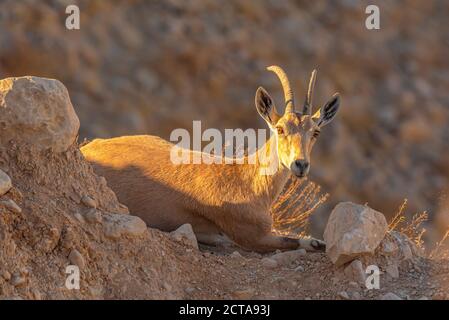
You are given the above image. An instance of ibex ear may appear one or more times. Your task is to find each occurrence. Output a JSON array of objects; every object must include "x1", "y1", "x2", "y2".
[
  {"x1": 312, "y1": 93, "x2": 340, "y2": 127},
  {"x1": 255, "y1": 87, "x2": 280, "y2": 126}
]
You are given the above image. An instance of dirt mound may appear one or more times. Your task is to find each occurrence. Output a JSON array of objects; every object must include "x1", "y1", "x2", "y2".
[{"x1": 1, "y1": 140, "x2": 262, "y2": 299}]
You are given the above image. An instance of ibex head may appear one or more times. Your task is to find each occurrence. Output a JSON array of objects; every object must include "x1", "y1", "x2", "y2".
[{"x1": 255, "y1": 65, "x2": 340, "y2": 178}]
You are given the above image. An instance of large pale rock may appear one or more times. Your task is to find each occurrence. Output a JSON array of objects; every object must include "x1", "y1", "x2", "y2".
[
  {"x1": 0, "y1": 169, "x2": 12, "y2": 195},
  {"x1": 0, "y1": 76, "x2": 80, "y2": 152},
  {"x1": 324, "y1": 202, "x2": 388, "y2": 266},
  {"x1": 170, "y1": 224, "x2": 198, "y2": 250}
]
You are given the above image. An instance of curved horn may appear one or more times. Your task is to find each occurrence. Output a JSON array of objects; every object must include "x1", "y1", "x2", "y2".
[
  {"x1": 303, "y1": 69, "x2": 317, "y2": 115},
  {"x1": 267, "y1": 65, "x2": 295, "y2": 113}
]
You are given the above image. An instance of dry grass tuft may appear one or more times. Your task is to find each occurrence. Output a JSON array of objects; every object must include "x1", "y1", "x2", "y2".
[
  {"x1": 270, "y1": 178, "x2": 329, "y2": 238},
  {"x1": 388, "y1": 199, "x2": 449, "y2": 259},
  {"x1": 429, "y1": 230, "x2": 449, "y2": 260},
  {"x1": 389, "y1": 199, "x2": 428, "y2": 249},
  {"x1": 388, "y1": 199, "x2": 408, "y2": 231}
]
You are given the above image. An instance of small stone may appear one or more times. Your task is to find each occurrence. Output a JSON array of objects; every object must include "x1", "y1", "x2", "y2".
[
  {"x1": 381, "y1": 239, "x2": 398, "y2": 254},
  {"x1": 380, "y1": 292, "x2": 402, "y2": 300},
  {"x1": 385, "y1": 264, "x2": 399, "y2": 278},
  {"x1": 419, "y1": 296, "x2": 429, "y2": 300},
  {"x1": 261, "y1": 257, "x2": 278, "y2": 269},
  {"x1": 230, "y1": 251, "x2": 242, "y2": 258},
  {"x1": 185, "y1": 287, "x2": 195, "y2": 294},
  {"x1": 2, "y1": 271, "x2": 11, "y2": 281},
  {"x1": 84, "y1": 208, "x2": 102, "y2": 224},
  {"x1": 232, "y1": 288, "x2": 255, "y2": 299},
  {"x1": 10, "y1": 273, "x2": 27, "y2": 287},
  {"x1": 344, "y1": 260, "x2": 366, "y2": 284},
  {"x1": 348, "y1": 281, "x2": 360, "y2": 289},
  {"x1": 401, "y1": 243, "x2": 413, "y2": 260},
  {"x1": 294, "y1": 265, "x2": 305, "y2": 272},
  {"x1": 0, "y1": 296, "x2": 23, "y2": 300},
  {"x1": 74, "y1": 212, "x2": 85, "y2": 223},
  {"x1": 163, "y1": 282, "x2": 172, "y2": 291},
  {"x1": 5, "y1": 240, "x2": 16, "y2": 256},
  {"x1": 351, "y1": 292, "x2": 361, "y2": 300},
  {"x1": 338, "y1": 291, "x2": 350, "y2": 300},
  {"x1": 170, "y1": 224, "x2": 198, "y2": 249},
  {"x1": 103, "y1": 213, "x2": 147, "y2": 239},
  {"x1": 31, "y1": 289, "x2": 42, "y2": 300},
  {"x1": 432, "y1": 292, "x2": 445, "y2": 300},
  {"x1": 270, "y1": 249, "x2": 306, "y2": 266},
  {"x1": 68, "y1": 249, "x2": 86, "y2": 269},
  {"x1": 81, "y1": 195, "x2": 97, "y2": 209},
  {"x1": 0, "y1": 170, "x2": 12, "y2": 196},
  {"x1": 390, "y1": 231, "x2": 415, "y2": 260},
  {"x1": 62, "y1": 227, "x2": 75, "y2": 249},
  {"x1": 20, "y1": 267, "x2": 30, "y2": 276},
  {"x1": 0, "y1": 199, "x2": 21, "y2": 213},
  {"x1": 88, "y1": 286, "x2": 103, "y2": 298}
]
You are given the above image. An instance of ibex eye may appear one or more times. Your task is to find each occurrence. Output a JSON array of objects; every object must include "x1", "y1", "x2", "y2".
[
  {"x1": 313, "y1": 130, "x2": 320, "y2": 138},
  {"x1": 276, "y1": 127, "x2": 284, "y2": 135}
]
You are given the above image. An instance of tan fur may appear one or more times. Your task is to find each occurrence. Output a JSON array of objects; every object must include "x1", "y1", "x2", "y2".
[{"x1": 81, "y1": 133, "x2": 302, "y2": 252}]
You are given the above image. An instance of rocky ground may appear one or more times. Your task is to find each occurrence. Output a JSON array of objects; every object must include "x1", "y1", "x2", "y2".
[
  {"x1": 0, "y1": 0, "x2": 448, "y2": 241},
  {"x1": 1, "y1": 76, "x2": 449, "y2": 300}
]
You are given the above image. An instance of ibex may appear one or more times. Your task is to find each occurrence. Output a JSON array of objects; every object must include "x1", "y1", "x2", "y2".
[{"x1": 81, "y1": 66, "x2": 340, "y2": 253}]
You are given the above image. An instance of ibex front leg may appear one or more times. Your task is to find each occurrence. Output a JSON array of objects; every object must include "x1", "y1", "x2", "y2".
[
  {"x1": 242, "y1": 234, "x2": 326, "y2": 253},
  {"x1": 221, "y1": 219, "x2": 326, "y2": 253}
]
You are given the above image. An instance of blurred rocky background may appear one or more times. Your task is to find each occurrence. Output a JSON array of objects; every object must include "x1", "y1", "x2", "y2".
[{"x1": 0, "y1": 0, "x2": 448, "y2": 241}]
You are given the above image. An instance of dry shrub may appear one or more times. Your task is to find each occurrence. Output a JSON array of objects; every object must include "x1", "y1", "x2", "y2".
[
  {"x1": 389, "y1": 199, "x2": 449, "y2": 259},
  {"x1": 388, "y1": 199, "x2": 427, "y2": 248},
  {"x1": 429, "y1": 230, "x2": 449, "y2": 260},
  {"x1": 388, "y1": 199, "x2": 408, "y2": 231},
  {"x1": 270, "y1": 178, "x2": 329, "y2": 238}
]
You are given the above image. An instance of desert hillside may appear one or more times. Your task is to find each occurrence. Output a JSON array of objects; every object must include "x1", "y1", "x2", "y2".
[{"x1": 1, "y1": 0, "x2": 448, "y2": 240}]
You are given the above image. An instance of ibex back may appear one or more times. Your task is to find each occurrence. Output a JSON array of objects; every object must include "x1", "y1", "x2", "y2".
[{"x1": 81, "y1": 66, "x2": 340, "y2": 253}]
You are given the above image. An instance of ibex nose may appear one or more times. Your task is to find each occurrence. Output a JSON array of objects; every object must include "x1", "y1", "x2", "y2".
[
  {"x1": 295, "y1": 160, "x2": 309, "y2": 170},
  {"x1": 292, "y1": 160, "x2": 309, "y2": 177}
]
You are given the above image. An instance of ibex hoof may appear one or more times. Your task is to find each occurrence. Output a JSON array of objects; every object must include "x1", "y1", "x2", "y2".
[
  {"x1": 310, "y1": 239, "x2": 326, "y2": 252},
  {"x1": 299, "y1": 237, "x2": 326, "y2": 252}
]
